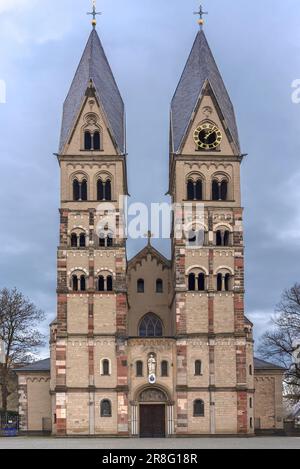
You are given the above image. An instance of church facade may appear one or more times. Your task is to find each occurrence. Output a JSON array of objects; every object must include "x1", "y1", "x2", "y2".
[{"x1": 16, "y1": 23, "x2": 285, "y2": 437}]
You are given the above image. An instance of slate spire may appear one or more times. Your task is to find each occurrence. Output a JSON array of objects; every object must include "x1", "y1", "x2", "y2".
[
  {"x1": 59, "y1": 28, "x2": 125, "y2": 154},
  {"x1": 170, "y1": 30, "x2": 240, "y2": 154}
]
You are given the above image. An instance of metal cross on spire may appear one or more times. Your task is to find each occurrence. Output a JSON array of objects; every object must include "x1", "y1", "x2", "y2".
[
  {"x1": 87, "y1": 0, "x2": 102, "y2": 29},
  {"x1": 194, "y1": 4, "x2": 208, "y2": 29}
]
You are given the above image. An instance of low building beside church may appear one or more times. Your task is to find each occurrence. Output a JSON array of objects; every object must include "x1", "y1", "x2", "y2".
[{"x1": 15, "y1": 15, "x2": 285, "y2": 437}]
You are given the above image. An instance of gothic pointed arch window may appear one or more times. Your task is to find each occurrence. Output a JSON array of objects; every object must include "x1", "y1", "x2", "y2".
[
  {"x1": 81, "y1": 179, "x2": 87, "y2": 201},
  {"x1": 97, "y1": 176, "x2": 112, "y2": 202},
  {"x1": 212, "y1": 180, "x2": 219, "y2": 201},
  {"x1": 187, "y1": 180, "x2": 194, "y2": 201},
  {"x1": 139, "y1": 313, "x2": 163, "y2": 338},
  {"x1": 84, "y1": 131, "x2": 92, "y2": 150},
  {"x1": 105, "y1": 180, "x2": 112, "y2": 201},
  {"x1": 100, "y1": 399, "x2": 112, "y2": 417},
  {"x1": 93, "y1": 131, "x2": 101, "y2": 151},
  {"x1": 220, "y1": 180, "x2": 228, "y2": 201},
  {"x1": 97, "y1": 179, "x2": 104, "y2": 201},
  {"x1": 194, "y1": 399, "x2": 205, "y2": 417},
  {"x1": 195, "y1": 179, "x2": 203, "y2": 201},
  {"x1": 186, "y1": 175, "x2": 204, "y2": 201},
  {"x1": 73, "y1": 179, "x2": 80, "y2": 201}
]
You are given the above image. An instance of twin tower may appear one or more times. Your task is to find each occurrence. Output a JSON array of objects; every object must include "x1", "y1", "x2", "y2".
[{"x1": 50, "y1": 24, "x2": 254, "y2": 437}]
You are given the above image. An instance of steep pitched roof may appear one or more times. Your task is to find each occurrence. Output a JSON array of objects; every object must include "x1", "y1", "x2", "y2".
[
  {"x1": 254, "y1": 357, "x2": 285, "y2": 371},
  {"x1": 171, "y1": 30, "x2": 240, "y2": 154},
  {"x1": 14, "y1": 358, "x2": 50, "y2": 373},
  {"x1": 59, "y1": 29, "x2": 125, "y2": 154}
]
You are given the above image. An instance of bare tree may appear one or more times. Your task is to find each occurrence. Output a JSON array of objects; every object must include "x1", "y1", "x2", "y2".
[
  {"x1": 0, "y1": 288, "x2": 45, "y2": 412},
  {"x1": 258, "y1": 283, "x2": 300, "y2": 403}
]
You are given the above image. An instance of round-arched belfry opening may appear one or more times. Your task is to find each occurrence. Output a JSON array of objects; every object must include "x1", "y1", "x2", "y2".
[{"x1": 131, "y1": 386, "x2": 174, "y2": 438}]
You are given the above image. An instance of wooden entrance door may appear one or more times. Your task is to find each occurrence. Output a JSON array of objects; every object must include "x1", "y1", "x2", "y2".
[{"x1": 140, "y1": 405, "x2": 166, "y2": 438}]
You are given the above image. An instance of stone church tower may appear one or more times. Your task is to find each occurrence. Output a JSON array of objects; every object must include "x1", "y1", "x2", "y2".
[
  {"x1": 50, "y1": 28, "x2": 129, "y2": 436},
  {"x1": 169, "y1": 29, "x2": 254, "y2": 434},
  {"x1": 48, "y1": 20, "x2": 255, "y2": 437}
]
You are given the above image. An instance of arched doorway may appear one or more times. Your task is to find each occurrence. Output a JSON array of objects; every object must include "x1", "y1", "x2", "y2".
[{"x1": 138, "y1": 388, "x2": 168, "y2": 438}]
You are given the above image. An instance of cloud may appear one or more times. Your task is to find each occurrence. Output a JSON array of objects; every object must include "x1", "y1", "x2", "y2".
[{"x1": 0, "y1": 0, "x2": 36, "y2": 14}]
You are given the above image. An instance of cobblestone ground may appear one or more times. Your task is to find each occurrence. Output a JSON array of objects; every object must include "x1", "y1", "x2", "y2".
[{"x1": 0, "y1": 437, "x2": 299, "y2": 449}]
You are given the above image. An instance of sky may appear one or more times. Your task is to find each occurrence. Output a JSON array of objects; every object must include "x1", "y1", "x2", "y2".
[{"x1": 0, "y1": 0, "x2": 300, "y2": 355}]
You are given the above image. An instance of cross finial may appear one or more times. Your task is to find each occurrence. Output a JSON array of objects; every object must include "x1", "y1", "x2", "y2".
[
  {"x1": 194, "y1": 4, "x2": 208, "y2": 29},
  {"x1": 145, "y1": 230, "x2": 153, "y2": 246},
  {"x1": 87, "y1": 0, "x2": 102, "y2": 29}
]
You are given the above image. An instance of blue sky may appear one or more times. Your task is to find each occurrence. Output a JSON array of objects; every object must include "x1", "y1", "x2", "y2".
[{"x1": 0, "y1": 0, "x2": 300, "y2": 354}]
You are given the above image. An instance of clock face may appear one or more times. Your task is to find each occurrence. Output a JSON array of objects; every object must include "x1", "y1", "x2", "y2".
[{"x1": 194, "y1": 122, "x2": 222, "y2": 150}]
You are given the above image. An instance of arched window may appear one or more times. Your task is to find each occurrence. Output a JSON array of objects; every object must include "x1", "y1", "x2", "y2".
[
  {"x1": 217, "y1": 273, "x2": 223, "y2": 292},
  {"x1": 161, "y1": 361, "x2": 168, "y2": 377},
  {"x1": 71, "y1": 233, "x2": 78, "y2": 248},
  {"x1": 107, "y1": 276, "x2": 113, "y2": 292},
  {"x1": 136, "y1": 361, "x2": 143, "y2": 377},
  {"x1": 220, "y1": 180, "x2": 228, "y2": 201},
  {"x1": 100, "y1": 400, "x2": 112, "y2": 417},
  {"x1": 84, "y1": 131, "x2": 92, "y2": 150},
  {"x1": 73, "y1": 179, "x2": 80, "y2": 201},
  {"x1": 137, "y1": 279, "x2": 144, "y2": 293},
  {"x1": 216, "y1": 230, "x2": 222, "y2": 246},
  {"x1": 188, "y1": 273, "x2": 196, "y2": 291},
  {"x1": 139, "y1": 313, "x2": 163, "y2": 337},
  {"x1": 194, "y1": 400, "x2": 205, "y2": 417},
  {"x1": 80, "y1": 275, "x2": 86, "y2": 292},
  {"x1": 102, "y1": 359, "x2": 110, "y2": 376},
  {"x1": 195, "y1": 180, "x2": 203, "y2": 201},
  {"x1": 198, "y1": 273, "x2": 205, "y2": 291},
  {"x1": 81, "y1": 179, "x2": 87, "y2": 201},
  {"x1": 156, "y1": 279, "x2": 163, "y2": 293},
  {"x1": 93, "y1": 131, "x2": 101, "y2": 150},
  {"x1": 97, "y1": 179, "x2": 104, "y2": 201},
  {"x1": 212, "y1": 180, "x2": 219, "y2": 201},
  {"x1": 98, "y1": 276, "x2": 105, "y2": 292},
  {"x1": 79, "y1": 233, "x2": 86, "y2": 248},
  {"x1": 72, "y1": 275, "x2": 78, "y2": 292},
  {"x1": 105, "y1": 180, "x2": 112, "y2": 201},
  {"x1": 187, "y1": 180, "x2": 194, "y2": 200},
  {"x1": 107, "y1": 234, "x2": 113, "y2": 247},
  {"x1": 99, "y1": 236, "x2": 105, "y2": 247},
  {"x1": 249, "y1": 365, "x2": 253, "y2": 376},
  {"x1": 195, "y1": 360, "x2": 202, "y2": 376},
  {"x1": 224, "y1": 230, "x2": 230, "y2": 246},
  {"x1": 224, "y1": 273, "x2": 230, "y2": 292}
]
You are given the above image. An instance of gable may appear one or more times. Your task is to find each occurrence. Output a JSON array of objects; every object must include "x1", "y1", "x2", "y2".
[
  {"x1": 63, "y1": 87, "x2": 119, "y2": 156},
  {"x1": 180, "y1": 82, "x2": 236, "y2": 156}
]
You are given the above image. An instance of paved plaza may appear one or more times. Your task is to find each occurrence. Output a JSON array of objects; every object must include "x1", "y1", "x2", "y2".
[{"x1": 0, "y1": 436, "x2": 299, "y2": 450}]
